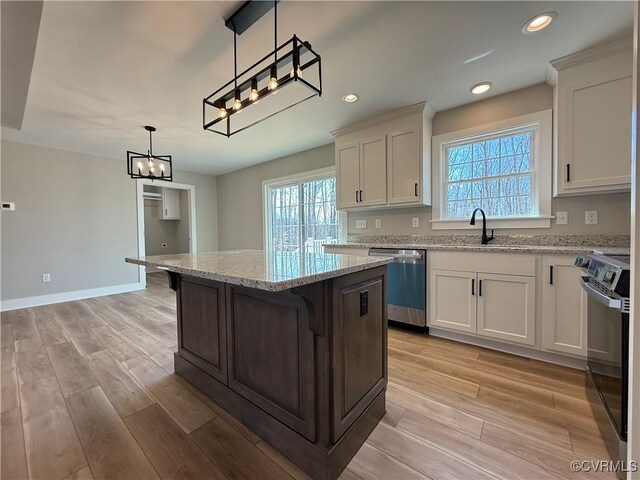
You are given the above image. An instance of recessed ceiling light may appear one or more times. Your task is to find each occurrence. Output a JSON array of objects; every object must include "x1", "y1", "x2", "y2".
[
  {"x1": 470, "y1": 82, "x2": 492, "y2": 95},
  {"x1": 522, "y1": 11, "x2": 557, "y2": 34},
  {"x1": 342, "y1": 94, "x2": 358, "y2": 103}
]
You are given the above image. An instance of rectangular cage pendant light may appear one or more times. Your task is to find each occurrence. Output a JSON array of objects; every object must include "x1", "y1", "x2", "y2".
[
  {"x1": 126, "y1": 126, "x2": 173, "y2": 181},
  {"x1": 203, "y1": 1, "x2": 322, "y2": 137}
]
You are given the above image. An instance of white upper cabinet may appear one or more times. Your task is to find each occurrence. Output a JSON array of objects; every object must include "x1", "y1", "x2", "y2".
[
  {"x1": 551, "y1": 39, "x2": 633, "y2": 196},
  {"x1": 159, "y1": 188, "x2": 181, "y2": 220},
  {"x1": 359, "y1": 136, "x2": 387, "y2": 206},
  {"x1": 333, "y1": 102, "x2": 433, "y2": 210},
  {"x1": 387, "y1": 126, "x2": 422, "y2": 205}
]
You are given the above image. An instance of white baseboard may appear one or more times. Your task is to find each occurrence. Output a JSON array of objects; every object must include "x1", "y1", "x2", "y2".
[
  {"x1": 0, "y1": 282, "x2": 145, "y2": 312},
  {"x1": 429, "y1": 327, "x2": 587, "y2": 370}
]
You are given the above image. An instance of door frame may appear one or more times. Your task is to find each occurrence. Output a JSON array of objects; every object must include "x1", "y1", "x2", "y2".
[{"x1": 136, "y1": 179, "x2": 197, "y2": 287}]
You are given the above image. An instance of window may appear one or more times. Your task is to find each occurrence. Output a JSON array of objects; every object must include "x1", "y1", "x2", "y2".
[
  {"x1": 263, "y1": 167, "x2": 345, "y2": 253},
  {"x1": 432, "y1": 110, "x2": 552, "y2": 229},
  {"x1": 445, "y1": 128, "x2": 535, "y2": 219}
]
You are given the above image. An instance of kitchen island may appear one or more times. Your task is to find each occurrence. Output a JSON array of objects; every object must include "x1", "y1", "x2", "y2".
[{"x1": 125, "y1": 250, "x2": 392, "y2": 480}]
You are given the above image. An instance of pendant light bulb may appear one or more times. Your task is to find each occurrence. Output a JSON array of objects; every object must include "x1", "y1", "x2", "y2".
[
  {"x1": 290, "y1": 66, "x2": 302, "y2": 78},
  {"x1": 218, "y1": 107, "x2": 227, "y2": 118},
  {"x1": 268, "y1": 65, "x2": 278, "y2": 91},
  {"x1": 233, "y1": 89, "x2": 242, "y2": 111},
  {"x1": 137, "y1": 161, "x2": 143, "y2": 173},
  {"x1": 249, "y1": 79, "x2": 259, "y2": 102}
]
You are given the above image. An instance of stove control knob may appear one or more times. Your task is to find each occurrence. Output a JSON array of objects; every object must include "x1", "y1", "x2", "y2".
[
  {"x1": 574, "y1": 256, "x2": 590, "y2": 268},
  {"x1": 603, "y1": 271, "x2": 616, "y2": 283}
]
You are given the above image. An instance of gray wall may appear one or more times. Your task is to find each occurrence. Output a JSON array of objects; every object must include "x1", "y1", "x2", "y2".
[
  {"x1": 348, "y1": 83, "x2": 631, "y2": 236},
  {"x1": 1, "y1": 140, "x2": 218, "y2": 301},
  {"x1": 216, "y1": 143, "x2": 335, "y2": 250}
]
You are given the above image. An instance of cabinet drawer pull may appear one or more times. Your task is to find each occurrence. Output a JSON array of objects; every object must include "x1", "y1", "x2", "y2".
[
  {"x1": 471, "y1": 278, "x2": 475, "y2": 296},
  {"x1": 550, "y1": 265, "x2": 554, "y2": 285}
]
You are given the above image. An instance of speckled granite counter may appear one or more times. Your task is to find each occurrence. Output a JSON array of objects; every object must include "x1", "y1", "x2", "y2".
[
  {"x1": 326, "y1": 234, "x2": 630, "y2": 256},
  {"x1": 125, "y1": 249, "x2": 393, "y2": 292}
]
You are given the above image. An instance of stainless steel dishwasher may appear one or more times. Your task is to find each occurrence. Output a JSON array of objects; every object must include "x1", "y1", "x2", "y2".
[{"x1": 368, "y1": 248, "x2": 426, "y2": 327}]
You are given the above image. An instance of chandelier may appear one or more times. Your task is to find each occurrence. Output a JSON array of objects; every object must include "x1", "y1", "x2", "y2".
[
  {"x1": 203, "y1": 0, "x2": 322, "y2": 137},
  {"x1": 126, "y1": 126, "x2": 173, "y2": 181}
]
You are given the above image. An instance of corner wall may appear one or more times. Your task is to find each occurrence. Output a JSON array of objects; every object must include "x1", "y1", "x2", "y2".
[
  {"x1": 216, "y1": 143, "x2": 334, "y2": 250},
  {"x1": 0, "y1": 139, "x2": 218, "y2": 306}
]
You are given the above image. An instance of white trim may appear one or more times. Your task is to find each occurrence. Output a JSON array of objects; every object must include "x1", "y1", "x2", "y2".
[
  {"x1": 262, "y1": 166, "x2": 345, "y2": 252},
  {"x1": 431, "y1": 109, "x2": 553, "y2": 230},
  {"x1": 0, "y1": 282, "x2": 144, "y2": 312},
  {"x1": 550, "y1": 36, "x2": 632, "y2": 72},
  {"x1": 136, "y1": 179, "x2": 197, "y2": 286}
]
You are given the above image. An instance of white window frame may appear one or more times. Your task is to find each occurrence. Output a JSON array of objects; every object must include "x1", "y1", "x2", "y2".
[
  {"x1": 431, "y1": 109, "x2": 553, "y2": 230},
  {"x1": 262, "y1": 167, "x2": 347, "y2": 252}
]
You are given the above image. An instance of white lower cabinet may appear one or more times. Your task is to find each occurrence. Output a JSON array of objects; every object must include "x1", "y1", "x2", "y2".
[
  {"x1": 477, "y1": 273, "x2": 536, "y2": 346},
  {"x1": 541, "y1": 257, "x2": 587, "y2": 356},
  {"x1": 429, "y1": 269, "x2": 477, "y2": 333},
  {"x1": 428, "y1": 251, "x2": 587, "y2": 359}
]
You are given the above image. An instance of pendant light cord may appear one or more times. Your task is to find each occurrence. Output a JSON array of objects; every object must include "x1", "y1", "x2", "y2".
[
  {"x1": 274, "y1": 0, "x2": 277, "y2": 62},
  {"x1": 233, "y1": 29, "x2": 238, "y2": 89}
]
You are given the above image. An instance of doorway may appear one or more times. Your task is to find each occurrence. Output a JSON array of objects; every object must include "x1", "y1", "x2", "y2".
[{"x1": 135, "y1": 179, "x2": 197, "y2": 288}]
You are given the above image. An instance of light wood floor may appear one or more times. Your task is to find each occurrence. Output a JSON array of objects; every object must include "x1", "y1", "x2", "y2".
[{"x1": 1, "y1": 273, "x2": 614, "y2": 480}]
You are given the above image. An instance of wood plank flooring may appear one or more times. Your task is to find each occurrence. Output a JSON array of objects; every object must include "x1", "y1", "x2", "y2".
[{"x1": 0, "y1": 273, "x2": 614, "y2": 480}]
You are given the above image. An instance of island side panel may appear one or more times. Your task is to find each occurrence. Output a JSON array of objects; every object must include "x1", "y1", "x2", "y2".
[
  {"x1": 226, "y1": 285, "x2": 317, "y2": 440},
  {"x1": 331, "y1": 266, "x2": 388, "y2": 441},
  {"x1": 178, "y1": 277, "x2": 227, "y2": 384}
]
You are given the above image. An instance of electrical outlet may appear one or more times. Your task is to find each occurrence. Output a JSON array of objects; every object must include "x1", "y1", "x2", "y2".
[
  {"x1": 1, "y1": 202, "x2": 15, "y2": 211},
  {"x1": 355, "y1": 219, "x2": 367, "y2": 229},
  {"x1": 412, "y1": 217, "x2": 419, "y2": 228},
  {"x1": 556, "y1": 211, "x2": 568, "y2": 225},
  {"x1": 585, "y1": 210, "x2": 598, "y2": 225},
  {"x1": 375, "y1": 219, "x2": 381, "y2": 229},
  {"x1": 42, "y1": 273, "x2": 51, "y2": 283}
]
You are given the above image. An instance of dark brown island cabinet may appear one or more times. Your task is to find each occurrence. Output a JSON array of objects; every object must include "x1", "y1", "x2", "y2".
[{"x1": 126, "y1": 251, "x2": 392, "y2": 480}]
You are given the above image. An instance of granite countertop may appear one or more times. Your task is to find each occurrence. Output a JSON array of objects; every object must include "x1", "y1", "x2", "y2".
[
  {"x1": 325, "y1": 234, "x2": 630, "y2": 256},
  {"x1": 125, "y1": 250, "x2": 393, "y2": 292},
  {"x1": 328, "y1": 242, "x2": 630, "y2": 256}
]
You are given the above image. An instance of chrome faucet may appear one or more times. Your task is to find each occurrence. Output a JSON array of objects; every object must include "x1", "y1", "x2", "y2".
[{"x1": 470, "y1": 208, "x2": 495, "y2": 245}]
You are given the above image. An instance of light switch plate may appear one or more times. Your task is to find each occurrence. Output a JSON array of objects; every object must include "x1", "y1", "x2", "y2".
[
  {"x1": 42, "y1": 273, "x2": 51, "y2": 283},
  {"x1": 412, "y1": 217, "x2": 419, "y2": 228},
  {"x1": 355, "y1": 219, "x2": 367, "y2": 229},
  {"x1": 556, "y1": 211, "x2": 568, "y2": 225},
  {"x1": 375, "y1": 219, "x2": 381, "y2": 229},
  {"x1": 585, "y1": 210, "x2": 598, "y2": 225}
]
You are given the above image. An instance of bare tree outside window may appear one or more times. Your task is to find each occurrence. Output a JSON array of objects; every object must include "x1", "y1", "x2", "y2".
[
  {"x1": 445, "y1": 129, "x2": 535, "y2": 219},
  {"x1": 268, "y1": 177, "x2": 340, "y2": 254}
]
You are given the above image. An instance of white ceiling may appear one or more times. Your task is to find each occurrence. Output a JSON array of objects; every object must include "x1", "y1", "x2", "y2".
[{"x1": 1, "y1": 1, "x2": 634, "y2": 175}]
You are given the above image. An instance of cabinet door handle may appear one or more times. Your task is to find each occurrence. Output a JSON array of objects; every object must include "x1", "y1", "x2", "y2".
[
  {"x1": 165, "y1": 208, "x2": 168, "y2": 216},
  {"x1": 550, "y1": 266, "x2": 554, "y2": 285},
  {"x1": 414, "y1": 182, "x2": 419, "y2": 197},
  {"x1": 471, "y1": 278, "x2": 475, "y2": 296},
  {"x1": 359, "y1": 190, "x2": 363, "y2": 202},
  {"x1": 478, "y1": 279, "x2": 483, "y2": 297},
  {"x1": 566, "y1": 164, "x2": 571, "y2": 182},
  {"x1": 355, "y1": 190, "x2": 359, "y2": 203}
]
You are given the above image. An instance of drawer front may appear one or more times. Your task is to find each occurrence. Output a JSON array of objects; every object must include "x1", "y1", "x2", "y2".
[{"x1": 428, "y1": 251, "x2": 536, "y2": 276}]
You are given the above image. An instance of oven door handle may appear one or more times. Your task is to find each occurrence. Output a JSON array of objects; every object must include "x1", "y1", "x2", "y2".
[{"x1": 580, "y1": 276, "x2": 622, "y2": 309}]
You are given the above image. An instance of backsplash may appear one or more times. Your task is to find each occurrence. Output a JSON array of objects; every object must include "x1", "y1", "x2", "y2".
[{"x1": 346, "y1": 233, "x2": 631, "y2": 248}]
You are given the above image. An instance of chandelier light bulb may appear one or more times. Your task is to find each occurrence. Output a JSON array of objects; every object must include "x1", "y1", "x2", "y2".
[
  {"x1": 233, "y1": 98, "x2": 242, "y2": 110},
  {"x1": 249, "y1": 78, "x2": 259, "y2": 101},
  {"x1": 137, "y1": 161, "x2": 143, "y2": 173},
  {"x1": 290, "y1": 66, "x2": 302, "y2": 78},
  {"x1": 269, "y1": 77, "x2": 278, "y2": 90}
]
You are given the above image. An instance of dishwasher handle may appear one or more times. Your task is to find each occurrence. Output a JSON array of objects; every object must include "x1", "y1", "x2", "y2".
[{"x1": 368, "y1": 249, "x2": 424, "y2": 261}]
